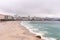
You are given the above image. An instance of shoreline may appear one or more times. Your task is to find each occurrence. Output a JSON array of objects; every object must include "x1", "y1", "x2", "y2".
[{"x1": 20, "y1": 21, "x2": 43, "y2": 39}]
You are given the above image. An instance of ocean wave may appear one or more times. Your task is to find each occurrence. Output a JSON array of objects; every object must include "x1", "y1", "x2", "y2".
[{"x1": 20, "y1": 21, "x2": 57, "y2": 40}]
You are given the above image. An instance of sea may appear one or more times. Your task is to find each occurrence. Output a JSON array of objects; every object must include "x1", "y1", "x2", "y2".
[{"x1": 21, "y1": 21, "x2": 60, "y2": 40}]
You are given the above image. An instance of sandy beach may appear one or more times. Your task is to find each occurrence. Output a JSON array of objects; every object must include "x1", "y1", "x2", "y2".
[{"x1": 0, "y1": 21, "x2": 42, "y2": 40}]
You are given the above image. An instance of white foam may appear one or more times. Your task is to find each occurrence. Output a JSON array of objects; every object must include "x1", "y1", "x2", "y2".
[
  {"x1": 42, "y1": 37, "x2": 56, "y2": 40},
  {"x1": 20, "y1": 21, "x2": 57, "y2": 40}
]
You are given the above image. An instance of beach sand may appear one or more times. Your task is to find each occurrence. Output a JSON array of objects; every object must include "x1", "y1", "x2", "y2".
[{"x1": 0, "y1": 21, "x2": 42, "y2": 40}]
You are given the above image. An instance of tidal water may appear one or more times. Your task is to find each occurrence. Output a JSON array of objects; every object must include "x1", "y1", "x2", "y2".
[{"x1": 21, "y1": 21, "x2": 60, "y2": 40}]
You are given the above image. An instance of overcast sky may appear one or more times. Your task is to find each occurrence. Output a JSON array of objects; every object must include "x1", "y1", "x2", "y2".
[{"x1": 0, "y1": 0, "x2": 60, "y2": 17}]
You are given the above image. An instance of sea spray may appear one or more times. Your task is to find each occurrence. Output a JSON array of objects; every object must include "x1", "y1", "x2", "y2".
[{"x1": 20, "y1": 21, "x2": 57, "y2": 40}]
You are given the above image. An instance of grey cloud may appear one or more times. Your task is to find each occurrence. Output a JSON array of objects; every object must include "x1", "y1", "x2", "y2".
[{"x1": 0, "y1": 0, "x2": 60, "y2": 17}]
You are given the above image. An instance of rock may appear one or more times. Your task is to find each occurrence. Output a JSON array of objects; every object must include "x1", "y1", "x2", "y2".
[{"x1": 36, "y1": 35, "x2": 41, "y2": 39}]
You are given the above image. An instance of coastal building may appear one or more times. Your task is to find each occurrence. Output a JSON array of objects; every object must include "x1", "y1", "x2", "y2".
[
  {"x1": 0, "y1": 14, "x2": 5, "y2": 19},
  {"x1": 15, "y1": 16, "x2": 23, "y2": 20},
  {"x1": 5, "y1": 15, "x2": 14, "y2": 19},
  {"x1": 0, "y1": 14, "x2": 14, "y2": 20},
  {"x1": 27, "y1": 16, "x2": 33, "y2": 21}
]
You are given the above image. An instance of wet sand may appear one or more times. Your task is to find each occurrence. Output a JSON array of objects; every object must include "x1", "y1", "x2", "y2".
[{"x1": 0, "y1": 21, "x2": 42, "y2": 40}]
